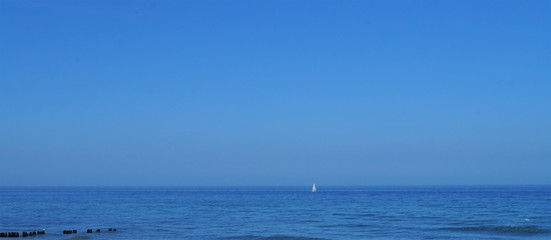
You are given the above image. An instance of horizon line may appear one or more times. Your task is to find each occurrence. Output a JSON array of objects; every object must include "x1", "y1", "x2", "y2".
[{"x1": 1, "y1": 184, "x2": 550, "y2": 188}]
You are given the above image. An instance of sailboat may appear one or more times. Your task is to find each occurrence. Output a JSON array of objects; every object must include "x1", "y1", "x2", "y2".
[{"x1": 311, "y1": 183, "x2": 317, "y2": 192}]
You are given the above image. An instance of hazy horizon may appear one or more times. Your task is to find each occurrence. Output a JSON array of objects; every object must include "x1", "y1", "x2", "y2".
[
  {"x1": 1, "y1": 0, "x2": 550, "y2": 186},
  {"x1": 2, "y1": 184, "x2": 550, "y2": 188}
]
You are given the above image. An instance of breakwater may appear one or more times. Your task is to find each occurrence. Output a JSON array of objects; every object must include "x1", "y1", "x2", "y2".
[{"x1": 0, "y1": 228, "x2": 116, "y2": 237}]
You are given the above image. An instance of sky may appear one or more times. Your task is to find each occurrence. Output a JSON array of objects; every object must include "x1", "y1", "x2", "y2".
[{"x1": 0, "y1": 0, "x2": 550, "y2": 186}]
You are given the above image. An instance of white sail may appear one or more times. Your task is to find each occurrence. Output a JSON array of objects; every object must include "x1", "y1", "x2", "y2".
[{"x1": 312, "y1": 183, "x2": 317, "y2": 192}]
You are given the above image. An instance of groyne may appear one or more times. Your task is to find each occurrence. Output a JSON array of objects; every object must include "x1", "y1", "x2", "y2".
[{"x1": 0, "y1": 228, "x2": 116, "y2": 237}]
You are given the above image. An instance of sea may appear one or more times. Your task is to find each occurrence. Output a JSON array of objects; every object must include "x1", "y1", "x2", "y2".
[{"x1": 1, "y1": 186, "x2": 550, "y2": 239}]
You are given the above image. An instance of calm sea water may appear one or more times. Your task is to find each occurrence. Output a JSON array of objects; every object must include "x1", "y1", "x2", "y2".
[{"x1": 1, "y1": 186, "x2": 550, "y2": 239}]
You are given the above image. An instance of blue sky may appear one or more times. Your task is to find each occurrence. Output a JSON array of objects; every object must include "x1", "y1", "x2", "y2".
[{"x1": 0, "y1": 0, "x2": 549, "y2": 186}]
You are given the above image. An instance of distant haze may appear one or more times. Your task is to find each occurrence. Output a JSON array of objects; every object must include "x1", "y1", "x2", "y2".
[{"x1": 1, "y1": 0, "x2": 549, "y2": 186}]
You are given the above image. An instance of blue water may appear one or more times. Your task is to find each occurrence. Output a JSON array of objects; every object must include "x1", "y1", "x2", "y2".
[{"x1": 1, "y1": 186, "x2": 550, "y2": 239}]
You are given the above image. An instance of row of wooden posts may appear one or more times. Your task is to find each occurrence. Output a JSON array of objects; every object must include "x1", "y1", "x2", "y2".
[
  {"x1": 0, "y1": 228, "x2": 116, "y2": 237},
  {"x1": 64, "y1": 228, "x2": 117, "y2": 234},
  {"x1": 0, "y1": 230, "x2": 45, "y2": 237}
]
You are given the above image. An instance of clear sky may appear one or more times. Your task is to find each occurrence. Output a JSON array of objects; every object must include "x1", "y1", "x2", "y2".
[{"x1": 0, "y1": 0, "x2": 549, "y2": 186}]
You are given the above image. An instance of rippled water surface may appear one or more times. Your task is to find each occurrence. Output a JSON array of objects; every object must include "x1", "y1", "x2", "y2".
[{"x1": 1, "y1": 186, "x2": 550, "y2": 239}]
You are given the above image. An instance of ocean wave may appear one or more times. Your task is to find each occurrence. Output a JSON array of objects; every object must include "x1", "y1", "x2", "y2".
[
  {"x1": 318, "y1": 223, "x2": 372, "y2": 229},
  {"x1": 219, "y1": 235, "x2": 329, "y2": 240},
  {"x1": 65, "y1": 236, "x2": 91, "y2": 240},
  {"x1": 442, "y1": 225, "x2": 551, "y2": 235}
]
